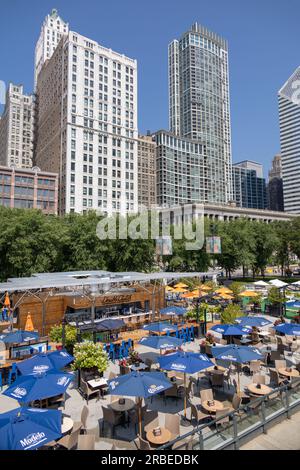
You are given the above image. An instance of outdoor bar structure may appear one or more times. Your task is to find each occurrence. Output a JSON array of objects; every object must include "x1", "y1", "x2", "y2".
[{"x1": 0, "y1": 270, "x2": 215, "y2": 336}]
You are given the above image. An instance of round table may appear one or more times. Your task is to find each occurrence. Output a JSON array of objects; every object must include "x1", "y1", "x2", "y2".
[
  {"x1": 146, "y1": 428, "x2": 171, "y2": 446},
  {"x1": 201, "y1": 400, "x2": 224, "y2": 414},
  {"x1": 247, "y1": 383, "x2": 272, "y2": 396},
  {"x1": 61, "y1": 417, "x2": 74, "y2": 435},
  {"x1": 207, "y1": 369, "x2": 225, "y2": 376},
  {"x1": 109, "y1": 398, "x2": 135, "y2": 412},
  {"x1": 130, "y1": 363, "x2": 147, "y2": 372},
  {"x1": 278, "y1": 368, "x2": 300, "y2": 379},
  {"x1": 207, "y1": 365, "x2": 227, "y2": 373}
]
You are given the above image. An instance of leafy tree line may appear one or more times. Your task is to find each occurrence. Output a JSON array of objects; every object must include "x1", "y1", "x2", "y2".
[{"x1": 0, "y1": 206, "x2": 299, "y2": 280}]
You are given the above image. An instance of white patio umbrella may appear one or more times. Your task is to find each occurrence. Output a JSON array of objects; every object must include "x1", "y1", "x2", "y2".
[
  {"x1": 254, "y1": 281, "x2": 269, "y2": 287},
  {"x1": 269, "y1": 279, "x2": 289, "y2": 288}
]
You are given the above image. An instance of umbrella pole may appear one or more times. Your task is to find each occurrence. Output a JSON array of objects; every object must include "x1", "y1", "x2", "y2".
[
  {"x1": 238, "y1": 370, "x2": 241, "y2": 396},
  {"x1": 184, "y1": 372, "x2": 187, "y2": 419},
  {"x1": 138, "y1": 397, "x2": 142, "y2": 436}
]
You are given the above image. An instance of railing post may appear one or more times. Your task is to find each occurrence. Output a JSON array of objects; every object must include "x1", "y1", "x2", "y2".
[
  {"x1": 198, "y1": 429, "x2": 204, "y2": 450},
  {"x1": 261, "y1": 400, "x2": 267, "y2": 434},
  {"x1": 233, "y1": 414, "x2": 239, "y2": 450},
  {"x1": 285, "y1": 386, "x2": 291, "y2": 419}
]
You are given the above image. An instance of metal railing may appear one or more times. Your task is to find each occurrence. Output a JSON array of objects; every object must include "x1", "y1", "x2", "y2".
[{"x1": 157, "y1": 380, "x2": 300, "y2": 450}]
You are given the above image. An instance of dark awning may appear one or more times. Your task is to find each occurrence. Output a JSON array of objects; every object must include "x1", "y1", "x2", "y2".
[{"x1": 78, "y1": 318, "x2": 125, "y2": 333}]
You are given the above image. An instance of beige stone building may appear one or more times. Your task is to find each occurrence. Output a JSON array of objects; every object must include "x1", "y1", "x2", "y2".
[{"x1": 137, "y1": 134, "x2": 156, "y2": 208}]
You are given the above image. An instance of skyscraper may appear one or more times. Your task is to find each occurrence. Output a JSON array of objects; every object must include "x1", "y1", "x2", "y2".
[
  {"x1": 0, "y1": 83, "x2": 34, "y2": 168},
  {"x1": 168, "y1": 23, "x2": 233, "y2": 204},
  {"x1": 267, "y1": 154, "x2": 284, "y2": 212},
  {"x1": 278, "y1": 66, "x2": 300, "y2": 214},
  {"x1": 35, "y1": 24, "x2": 138, "y2": 215},
  {"x1": 232, "y1": 161, "x2": 267, "y2": 210},
  {"x1": 34, "y1": 9, "x2": 69, "y2": 89},
  {"x1": 137, "y1": 134, "x2": 156, "y2": 208}
]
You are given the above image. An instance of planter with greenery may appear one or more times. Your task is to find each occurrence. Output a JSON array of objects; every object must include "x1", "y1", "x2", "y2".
[
  {"x1": 49, "y1": 324, "x2": 77, "y2": 353},
  {"x1": 72, "y1": 341, "x2": 109, "y2": 379}
]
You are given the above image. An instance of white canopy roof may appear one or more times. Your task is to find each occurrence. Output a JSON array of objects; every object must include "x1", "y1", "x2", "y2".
[{"x1": 269, "y1": 279, "x2": 289, "y2": 288}]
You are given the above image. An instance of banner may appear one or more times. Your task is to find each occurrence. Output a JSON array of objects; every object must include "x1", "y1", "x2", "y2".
[
  {"x1": 206, "y1": 236, "x2": 222, "y2": 254},
  {"x1": 156, "y1": 236, "x2": 173, "y2": 256}
]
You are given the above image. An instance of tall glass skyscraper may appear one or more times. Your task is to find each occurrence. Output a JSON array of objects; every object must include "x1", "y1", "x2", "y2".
[
  {"x1": 278, "y1": 66, "x2": 300, "y2": 214},
  {"x1": 168, "y1": 23, "x2": 233, "y2": 204}
]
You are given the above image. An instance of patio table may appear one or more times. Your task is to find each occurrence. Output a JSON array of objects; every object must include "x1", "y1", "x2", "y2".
[
  {"x1": 201, "y1": 400, "x2": 224, "y2": 414},
  {"x1": 247, "y1": 383, "x2": 272, "y2": 396},
  {"x1": 129, "y1": 363, "x2": 147, "y2": 372},
  {"x1": 278, "y1": 368, "x2": 300, "y2": 379},
  {"x1": 109, "y1": 398, "x2": 135, "y2": 412},
  {"x1": 61, "y1": 416, "x2": 74, "y2": 435},
  {"x1": 146, "y1": 428, "x2": 171, "y2": 446}
]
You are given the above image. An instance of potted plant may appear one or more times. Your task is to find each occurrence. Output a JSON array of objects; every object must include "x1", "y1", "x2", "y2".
[
  {"x1": 72, "y1": 341, "x2": 109, "y2": 382},
  {"x1": 128, "y1": 350, "x2": 142, "y2": 366},
  {"x1": 49, "y1": 324, "x2": 77, "y2": 354}
]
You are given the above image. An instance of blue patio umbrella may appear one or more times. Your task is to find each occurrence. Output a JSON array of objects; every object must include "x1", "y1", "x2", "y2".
[
  {"x1": 139, "y1": 335, "x2": 183, "y2": 351},
  {"x1": 212, "y1": 344, "x2": 263, "y2": 394},
  {"x1": 158, "y1": 351, "x2": 214, "y2": 418},
  {"x1": 235, "y1": 317, "x2": 272, "y2": 328},
  {"x1": 16, "y1": 350, "x2": 74, "y2": 376},
  {"x1": 274, "y1": 323, "x2": 300, "y2": 336},
  {"x1": 0, "y1": 330, "x2": 39, "y2": 344},
  {"x1": 285, "y1": 301, "x2": 300, "y2": 309},
  {"x1": 0, "y1": 407, "x2": 62, "y2": 450},
  {"x1": 160, "y1": 306, "x2": 187, "y2": 316},
  {"x1": 3, "y1": 370, "x2": 74, "y2": 403},
  {"x1": 143, "y1": 322, "x2": 178, "y2": 334},
  {"x1": 210, "y1": 324, "x2": 252, "y2": 336},
  {"x1": 108, "y1": 371, "x2": 172, "y2": 435}
]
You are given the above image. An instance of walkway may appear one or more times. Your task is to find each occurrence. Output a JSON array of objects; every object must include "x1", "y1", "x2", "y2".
[{"x1": 240, "y1": 410, "x2": 300, "y2": 450}]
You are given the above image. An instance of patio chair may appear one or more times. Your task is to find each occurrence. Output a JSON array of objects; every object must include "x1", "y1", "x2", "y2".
[
  {"x1": 134, "y1": 435, "x2": 154, "y2": 451},
  {"x1": 165, "y1": 413, "x2": 180, "y2": 441},
  {"x1": 163, "y1": 384, "x2": 179, "y2": 403},
  {"x1": 233, "y1": 338, "x2": 241, "y2": 346},
  {"x1": 144, "y1": 358, "x2": 153, "y2": 371},
  {"x1": 210, "y1": 373, "x2": 225, "y2": 390},
  {"x1": 128, "y1": 404, "x2": 148, "y2": 434},
  {"x1": 200, "y1": 388, "x2": 214, "y2": 402},
  {"x1": 56, "y1": 428, "x2": 81, "y2": 450},
  {"x1": 270, "y1": 350, "x2": 282, "y2": 363},
  {"x1": 190, "y1": 402, "x2": 211, "y2": 425},
  {"x1": 205, "y1": 345, "x2": 213, "y2": 357},
  {"x1": 101, "y1": 406, "x2": 122, "y2": 437},
  {"x1": 275, "y1": 360, "x2": 287, "y2": 371},
  {"x1": 249, "y1": 361, "x2": 261, "y2": 375},
  {"x1": 289, "y1": 377, "x2": 300, "y2": 390},
  {"x1": 172, "y1": 437, "x2": 190, "y2": 450},
  {"x1": 144, "y1": 411, "x2": 159, "y2": 434},
  {"x1": 77, "y1": 434, "x2": 95, "y2": 450},
  {"x1": 252, "y1": 374, "x2": 266, "y2": 385},
  {"x1": 73, "y1": 405, "x2": 89, "y2": 434},
  {"x1": 80, "y1": 378, "x2": 100, "y2": 404},
  {"x1": 215, "y1": 408, "x2": 231, "y2": 429},
  {"x1": 246, "y1": 395, "x2": 263, "y2": 415},
  {"x1": 223, "y1": 368, "x2": 232, "y2": 389},
  {"x1": 269, "y1": 368, "x2": 285, "y2": 388},
  {"x1": 185, "y1": 379, "x2": 195, "y2": 399}
]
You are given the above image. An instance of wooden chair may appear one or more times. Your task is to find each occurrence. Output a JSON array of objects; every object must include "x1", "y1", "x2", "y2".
[
  {"x1": 200, "y1": 388, "x2": 214, "y2": 403},
  {"x1": 252, "y1": 374, "x2": 266, "y2": 385},
  {"x1": 80, "y1": 379, "x2": 100, "y2": 404},
  {"x1": 56, "y1": 428, "x2": 81, "y2": 450},
  {"x1": 190, "y1": 402, "x2": 211, "y2": 425},
  {"x1": 101, "y1": 406, "x2": 122, "y2": 437},
  {"x1": 275, "y1": 360, "x2": 287, "y2": 371},
  {"x1": 249, "y1": 361, "x2": 261, "y2": 375},
  {"x1": 77, "y1": 434, "x2": 95, "y2": 450},
  {"x1": 215, "y1": 408, "x2": 231, "y2": 429},
  {"x1": 165, "y1": 413, "x2": 180, "y2": 441}
]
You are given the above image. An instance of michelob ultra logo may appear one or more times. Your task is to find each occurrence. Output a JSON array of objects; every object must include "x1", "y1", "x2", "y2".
[
  {"x1": 57, "y1": 376, "x2": 69, "y2": 386},
  {"x1": 20, "y1": 432, "x2": 47, "y2": 449},
  {"x1": 170, "y1": 363, "x2": 186, "y2": 371},
  {"x1": 33, "y1": 365, "x2": 50, "y2": 373}
]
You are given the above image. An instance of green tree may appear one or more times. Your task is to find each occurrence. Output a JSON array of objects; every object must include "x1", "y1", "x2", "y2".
[
  {"x1": 72, "y1": 341, "x2": 108, "y2": 373},
  {"x1": 221, "y1": 304, "x2": 244, "y2": 324},
  {"x1": 251, "y1": 222, "x2": 278, "y2": 278}
]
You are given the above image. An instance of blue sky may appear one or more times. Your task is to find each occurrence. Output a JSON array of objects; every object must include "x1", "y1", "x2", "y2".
[{"x1": 1, "y1": 0, "x2": 299, "y2": 176}]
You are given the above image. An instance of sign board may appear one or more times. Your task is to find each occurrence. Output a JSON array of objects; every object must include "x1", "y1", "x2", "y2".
[
  {"x1": 206, "y1": 236, "x2": 222, "y2": 254},
  {"x1": 156, "y1": 236, "x2": 173, "y2": 256}
]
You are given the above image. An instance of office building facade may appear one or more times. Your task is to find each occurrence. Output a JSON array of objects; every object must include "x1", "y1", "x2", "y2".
[
  {"x1": 155, "y1": 130, "x2": 207, "y2": 206},
  {"x1": 137, "y1": 134, "x2": 156, "y2": 208},
  {"x1": 168, "y1": 23, "x2": 233, "y2": 204},
  {"x1": 35, "y1": 28, "x2": 138, "y2": 215},
  {"x1": 0, "y1": 84, "x2": 34, "y2": 169},
  {"x1": 278, "y1": 66, "x2": 300, "y2": 214},
  {"x1": 232, "y1": 161, "x2": 267, "y2": 210},
  {"x1": 0, "y1": 165, "x2": 58, "y2": 214}
]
